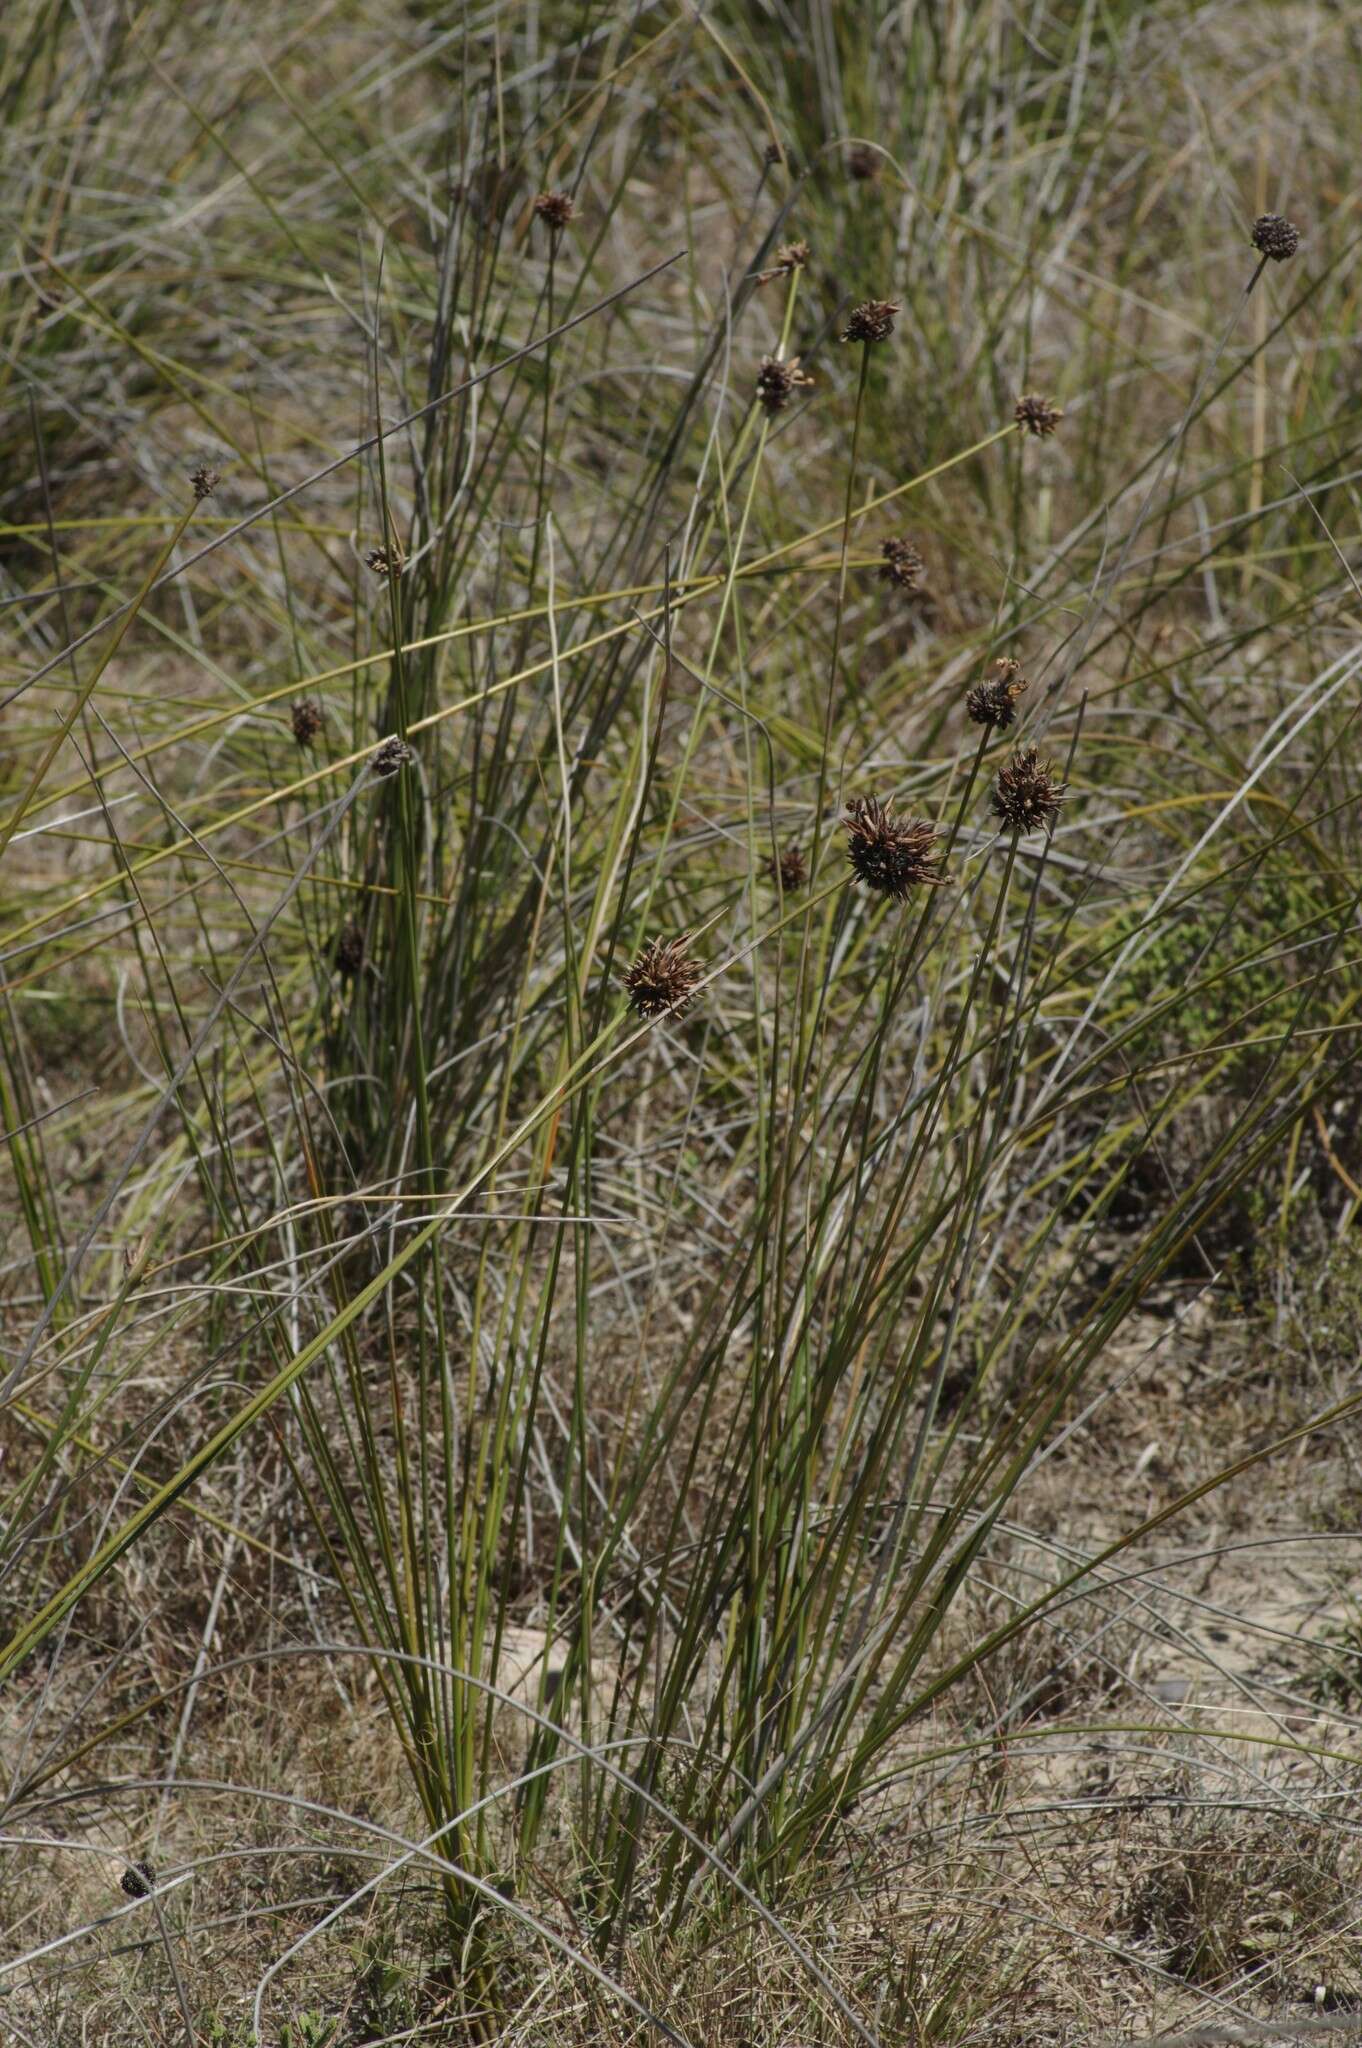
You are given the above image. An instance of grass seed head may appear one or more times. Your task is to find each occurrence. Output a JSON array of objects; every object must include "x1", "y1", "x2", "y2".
[
  {"x1": 847, "y1": 143, "x2": 881, "y2": 182},
  {"x1": 844, "y1": 796, "x2": 945, "y2": 898},
  {"x1": 967, "y1": 657, "x2": 1029, "y2": 731},
  {"x1": 1252, "y1": 213, "x2": 1300, "y2": 262},
  {"x1": 991, "y1": 745, "x2": 1067, "y2": 833},
  {"x1": 755, "y1": 354, "x2": 814, "y2": 414},
  {"x1": 1014, "y1": 393, "x2": 1063, "y2": 437},
  {"x1": 291, "y1": 698, "x2": 322, "y2": 747},
  {"x1": 623, "y1": 934, "x2": 702, "y2": 1018},
  {"x1": 534, "y1": 188, "x2": 577, "y2": 231},
  {"x1": 842, "y1": 297, "x2": 900, "y2": 344},
  {"x1": 768, "y1": 844, "x2": 807, "y2": 891},
  {"x1": 334, "y1": 922, "x2": 364, "y2": 979},
  {"x1": 365, "y1": 543, "x2": 405, "y2": 579},
  {"x1": 190, "y1": 465, "x2": 218, "y2": 500},
  {"x1": 878, "y1": 536, "x2": 925, "y2": 591},
  {"x1": 120, "y1": 1861, "x2": 155, "y2": 1899},
  {"x1": 755, "y1": 240, "x2": 810, "y2": 284},
  {"x1": 372, "y1": 736, "x2": 412, "y2": 777}
]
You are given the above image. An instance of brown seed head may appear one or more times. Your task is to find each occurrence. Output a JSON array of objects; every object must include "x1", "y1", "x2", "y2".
[
  {"x1": 842, "y1": 297, "x2": 900, "y2": 344},
  {"x1": 190, "y1": 465, "x2": 218, "y2": 501},
  {"x1": 755, "y1": 240, "x2": 810, "y2": 284},
  {"x1": 763, "y1": 141, "x2": 786, "y2": 169},
  {"x1": 1014, "y1": 394, "x2": 1063, "y2": 438},
  {"x1": 878, "y1": 536, "x2": 925, "y2": 592},
  {"x1": 365, "y1": 544, "x2": 405, "y2": 579},
  {"x1": 334, "y1": 922, "x2": 365, "y2": 980},
  {"x1": 991, "y1": 746, "x2": 1067, "y2": 834},
  {"x1": 966, "y1": 658, "x2": 1029, "y2": 732},
  {"x1": 1251, "y1": 213, "x2": 1300, "y2": 262},
  {"x1": 623, "y1": 934, "x2": 703, "y2": 1018},
  {"x1": 768, "y1": 843, "x2": 807, "y2": 891},
  {"x1": 534, "y1": 189, "x2": 577, "y2": 232},
  {"x1": 755, "y1": 354, "x2": 814, "y2": 414},
  {"x1": 291, "y1": 698, "x2": 323, "y2": 747},
  {"x1": 372, "y1": 735, "x2": 413, "y2": 778},
  {"x1": 121, "y1": 1861, "x2": 155, "y2": 1900},
  {"x1": 844, "y1": 796, "x2": 945, "y2": 899},
  {"x1": 847, "y1": 143, "x2": 881, "y2": 183}
]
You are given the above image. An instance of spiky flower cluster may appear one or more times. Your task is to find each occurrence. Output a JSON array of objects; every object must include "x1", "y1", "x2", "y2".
[
  {"x1": 372, "y1": 736, "x2": 413, "y2": 778},
  {"x1": 366, "y1": 544, "x2": 405, "y2": 579},
  {"x1": 190, "y1": 465, "x2": 218, "y2": 501},
  {"x1": 121, "y1": 1862, "x2": 155, "y2": 1900},
  {"x1": 755, "y1": 240, "x2": 810, "y2": 285},
  {"x1": 623, "y1": 935, "x2": 703, "y2": 1018},
  {"x1": 844, "y1": 797, "x2": 945, "y2": 899},
  {"x1": 768, "y1": 844, "x2": 807, "y2": 891},
  {"x1": 534, "y1": 189, "x2": 577, "y2": 231},
  {"x1": 842, "y1": 297, "x2": 900, "y2": 344},
  {"x1": 878, "y1": 537, "x2": 924, "y2": 592},
  {"x1": 847, "y1": 143, "x2": 880, "y2": 183},
  {"x1": 291, "y1": 698, "x2": 323, "y2": 747},
  {"x1": 755, "y1": 354, "x2": 814, "y2": 414},
  {"x1": 966, "y1": 658, "x2": 1028, "y2": 732},
  {"x1": 334, "y1": 922, "x2": 364, "y2": 980},
  {"x1": 1014, "y1": 394, "x2": 1063, "y2": 438},
  {"x1": 991, "y1": 746, "x2": 1066, "y2": 834},
  {"x1": 1251, "y1": 213, "x2": 1299, "y2": 262}
]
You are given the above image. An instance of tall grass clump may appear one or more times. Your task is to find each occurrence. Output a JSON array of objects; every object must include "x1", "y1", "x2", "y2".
[{"x1": 5, "y1": 1, "x2": 1362, "y2": 2041}]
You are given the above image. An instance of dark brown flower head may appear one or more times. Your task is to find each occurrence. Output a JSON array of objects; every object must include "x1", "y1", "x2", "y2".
[
  {"x1": 966, "y1": 657, "x2": 1029, "y2": 732},
  {"x1": 190, "y1": 465, "x2": 218, "y2": 501},
  {"x1": 121, "y1": 1861, "x2": 155, "y2": 1900},
  {"x1": 1251, "y1": 213, "x2": 1299, "y2": 262},
  {"x1": 763, "y1": 141, "x2": 784, "y2": 168},
  {"x1": 755, "y1": 354, "x2": 814, "y2": 414},
  {"x1": 334, "y1": 922, "x2": 364, "y2": 980},
  {"x1": 534, "y1": 189, "x2": 577, "y2": 232},
  {"x1": 847, "y1": 143, "x2": 881, "y2": 183},
  {"x1": 623, "y1": 934, "x2": 703, "y2": 1018},
  {"x1": 844, "y1": 797, "x2": 945, "y2": 899},
  {"x1": 768, "y1": 843, "x2": 807, "y2": 891},
  {"x1": 755, "y1": 240, "x2": 810, "y2": 284},
  {"x1": 842, "y1": 297, "x2": 900, "y2": 344},
  {"x1": 372, "y1": 735, "x2": 413, "y2": 778},
  {"x1": 365, "y1": 543, "x2": 405, "y2": 579},
  {"x1": 291, "y1": 698, "x2": 323, "y2": 747},
  {"x1": 990, "y1": 746, "x2": 1066, "y2": 834},
  {"x1": 1014, "y1": 394, "x2": 1063, "y2": 438},
  {"x1": 878, "y1": 536, "x2": 925, "y2": 591}
]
